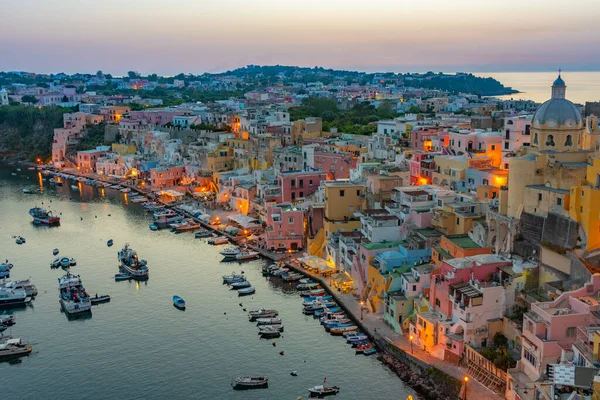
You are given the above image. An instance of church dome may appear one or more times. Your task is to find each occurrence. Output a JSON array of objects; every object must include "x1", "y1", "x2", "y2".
[{"x1": 532, "y1": 73, "x2": 583, "y2": 128}]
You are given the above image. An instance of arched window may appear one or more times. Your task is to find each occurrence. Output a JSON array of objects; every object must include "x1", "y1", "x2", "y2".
[
  {"x1": 546, "y1": 134, "x2": 555, "y2": 147},
  {"x1": 533, "y1": 132, "x2": 539, "y2": 145},
  {"x1": 507, "y1": 120, "x2": 514, "y2": 125},
  {"x1": 565, "y1": 135, "x2": 573, "y2": 147}
]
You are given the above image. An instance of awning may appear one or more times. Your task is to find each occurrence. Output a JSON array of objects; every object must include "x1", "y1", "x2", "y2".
[
  {"x1": 331, "y1": 272, "x2": 353, "y2": 284},
  {"x1": 298, "y1": 256, "x2": 334, "y2": 273},
  {"x1": 227, "y1": 213, "x2": 261, "y2": 229}
]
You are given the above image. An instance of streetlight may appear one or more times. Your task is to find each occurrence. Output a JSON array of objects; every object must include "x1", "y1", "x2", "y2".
[
  {"x1": 360, "y1": 300, "x2": 364, "y2": 320},
  {"x1": 409, "y1": 334, "x2": 414, "y2": 354},
  {"x1": 463, "y1": 376, "x2": 469, "y2": 400}
]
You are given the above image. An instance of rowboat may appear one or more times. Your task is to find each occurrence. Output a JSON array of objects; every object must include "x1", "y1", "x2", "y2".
[
  {"x1": 238, "y1": 287, "x2": 256, "y2": 296},
  {"x1": 308, "y1": 385, "x2": 340, "y2": 397},
  {"x1": 329, "y1": 326, "x2": 358, "y2": 336},
  {"x1": 173, "y1": 295, "x2": 186, "y2": 310},
  {"x1": 90, "y1": 294, "x2": 111, "y2": 305},
  {"x1": 231, "y1": 376, "x2": 268, "y2": 390},
  {"x1": 248, "y1": 309, "x2": 278, "y2": 321}
]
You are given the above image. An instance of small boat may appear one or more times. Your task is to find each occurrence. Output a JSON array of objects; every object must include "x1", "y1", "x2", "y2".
[
  {"x1": 53, "y1": 248, "x2": 59, "y2": 256},
  {"x1": 303, "y1": 295, "x2": 332, "y2": 304},
  {"x1": 283, "y1": 273, "x2": 304, "y2": 281},
  {"x1": 22, "y1": 189, "x2": 32, "y2": 194},
  {"x1": 223, "y1": 274, "x2": 246, "y2": 284},
  {"x1": 194, "y1": 230, "x2": 212, "y2": 238},
  {"x1": 15, "y1": 237, "x2": 26, "y2": 245},
  {"x1": 219, "y1": 247, "x2": 240, "y2": 257},
  {"x1": 230, "y1": 281, "x2": 252, "y2": 290},
  {"x1": 71, "y1": 185, "x2": 79, "y2": 190},
  {"x1": 16, "y1": 168, "x2": 21, "y2": 172},
  {"x1": 329, "y1": 326, "x2": 358, "y2": 336},
  {"x1": 235, "y1": 251, "x2": 259, "y2": 261},
  {"x1": 258, "y1": 326, "x2": 281, "y2": 338},
  {"x1": 238, "y1": 287, "x2": 255, "y2": 296},
  {"x1": 58, "y1": 257, "x2": 70, "y2": 268},
  {"x1": 297, "y1": 282, "x2": 321, "y2": 291},
  {"x1": 300, "y1": 289, "x2": 325, "y2": 297},
  {"x1": 30, "y1": 207, "x2": 60, "y2": 225},
  {"x1": 308, "y1": 385, "x2": 340, "y2": 398},
  {"x1": 114, "y1": 273, "x2": 131, "y2": 281},
  {"x1": 363, "y1": 348, "x2": 377, "y2": 356},
  {"x1": 120, "y1": 188, "x2": 131, "y2": 193},
  {"x1": 208, "y1": 236, "x2": 229, "y2": 245},
  {"x1": 255, "y1": 317, "x2": 282, "y2": 326},
  {"x1": 50, "y1": 257, "x2": 61, "y2": 268},
  {"x1": 346, "y1": 334, "x2": 368, "y2": 343},
  {"x1": 0, "y1": 337, "x2": 33, "y2": 361},
  {"x1": 231, "y1": 376, "x2": 268, "y2": 390},
  {"x1": 69, "y1": 258, "x2": 77, "y2": 267},
  {"x1": 259, "y1": 324, "x2": 284, "y2": 332},
  {"x1": 248, "y1": 309, "x2": 278, "y2": 321},
  {"x1": 90, "y1": 294, "x2": 111, "y2": 305},
  {"x1": 355, "y1": 343, "x2": 374, "y2": 354},
  {"x1": 173, "y1": 295, "x2": 186, "y2": 310},
  {"x1": 107, "y1": 239, "x2": 113, "y2": 247},
  {"x1": 149, "y1": 224, "x2": 158, "y2": 231},
  {"x1": 298, "y1": 278, "x2": 313, "y2": 284},
  {"x1": 0, "y1": 315, "x2": 16, "y2": 326}
]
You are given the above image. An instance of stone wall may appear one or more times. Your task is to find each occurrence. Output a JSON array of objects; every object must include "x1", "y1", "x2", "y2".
[{"x1": 541, "y1": 212, "x2": 578, "y2": 249}]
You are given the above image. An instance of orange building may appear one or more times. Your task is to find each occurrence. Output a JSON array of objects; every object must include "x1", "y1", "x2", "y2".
[{"x1": 431, "y1": 235, "x2": 493, "y2": 267}]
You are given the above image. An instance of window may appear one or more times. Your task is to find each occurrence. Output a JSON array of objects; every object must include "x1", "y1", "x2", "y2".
[
  {"x1": 546, "y1": 134, "x2": 555, "y2": 147},
  {"x1": 309, "y1": 180, "x2": 313, "y2": 186},
  {"x1": 491, "y1": 145, "x2": 496, "y2": 150},
  {"x1": 565, "y1": 135, "x2": 573, "y2": 147},
  {"x1": 504, "y1": 142, "x2": 509, "y2": 150},
  {"x1": 435, "y1": 298, "x2": 440, "y2": 307},
  {"x1": 538, "y1": 193, "x2": 542, "y2": 202},
  {"x1": 505, "y1": 129, "x2": 511, "y2": 140},
  {"x1": 524, "y1": 349, "x2": 536, "y2": 366},
  {"x1": 557, "y1": 198, "x2": 562, "y2": 206},
  {"x1": 340, "y1": 190, "x2": 345, "y2": 197},
  {"x1": 504, "y1": 163, "x2": 509, "y2": 169},
  {"x1": 525, "y1": 125, "x2": 531, "y2": 135},
  {"x1": 288, "y1": 217, "x2": 294, "y2": 224},
  {"x1": 483, "y1": 179, "x2": 489, "y2": 185},
  {"x1": 566, "y1": 327, "x2": 576, "y2": 337},
  {"x1": 412, "y1": 285, "x2": 417, "y2": 292},
  {"x1": 456, "y1": 217, "x2": 460, "y2": 225},
  {"x1": 478, "y1": 143, "x2": 482, "y2": 150},
  {"x1": 533, "y1": 132, "x2": 539, "y2": 145},
  {"x1": 357, "y1": 190, "x2": 361, "y2": 196}
]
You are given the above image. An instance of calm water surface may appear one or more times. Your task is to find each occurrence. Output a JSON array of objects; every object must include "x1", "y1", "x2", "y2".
[
  {"x1": 0, "y1": 167, "x2": 413, "y2": 400},
  {"x1": 474, "y1": 71, "x2": 600, "y2": 104}
]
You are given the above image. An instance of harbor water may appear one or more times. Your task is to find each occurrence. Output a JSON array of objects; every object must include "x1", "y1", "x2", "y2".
[{"x1": 0, "y1": 166, "x2": 414, "y2": 400}]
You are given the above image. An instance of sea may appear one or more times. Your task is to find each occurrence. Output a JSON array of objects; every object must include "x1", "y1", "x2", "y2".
[
  {"x1": 474, "y1": 71, "x2": 600, "y2": 104},
  {"x1": 0, "y1": 166, "x2": 415, "y2": 400}
]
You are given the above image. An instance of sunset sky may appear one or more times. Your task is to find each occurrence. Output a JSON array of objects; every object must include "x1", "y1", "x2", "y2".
[{"x1": 1, "y1": 0, "x2": 599, "y2": 75}]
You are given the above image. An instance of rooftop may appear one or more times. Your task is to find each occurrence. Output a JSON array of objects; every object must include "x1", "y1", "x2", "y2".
[
  {"x1": 446, "y1": 235, "x2": 481, "y2": 249},
  {"x1": 361, "y1": 240, "x2": 405, "y2": 251},
  {"x1": 526, "y1": 185, "x2": 569, "y2": 194}
]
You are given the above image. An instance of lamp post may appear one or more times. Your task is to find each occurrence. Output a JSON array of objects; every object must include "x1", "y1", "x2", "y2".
[
  {"x1": 360, "y1": 300, "x2": 364, "y2": 320},
  {"x1": 409, "y1": 334, "x2": 414, "y2": 354},
  {"x1": 463, "y1": 376, "x2": 469, "y2": 400}
]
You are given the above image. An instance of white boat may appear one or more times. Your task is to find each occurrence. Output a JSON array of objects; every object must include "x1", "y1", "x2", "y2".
[
  {"x1": 117, "y1": 244, "x2": 149, "y2": 279},
  {"x1": 235, "y1": 251, "x2": 259, "y2": 261},
  {"x1": 255, "y1": 317, "x2": 282, "y2": 326},
  {"x1": 58, "y1": 273, "x2": 92, "y2": 314},
  {"x1": 131, "y1": 196, "x2": 148, "y2": 203},
  {"x1": 22, "y1": 189, "x2": 32, "y2": 194},
  {"x1": 0, "y1": 286, "x2": 31, "y2": 308},
  {"x1": 1, "y1": 279, "x2": 38, "y2": 297},
  {"x1": 71, "y1": 185, "x2": 79, "y2": 190},
  {"x1": 120, "y1": 188, "x2": 131, "y2": 193},
  {"x1": 219, "y1": 247, "x2": 240, "y2": 257}
]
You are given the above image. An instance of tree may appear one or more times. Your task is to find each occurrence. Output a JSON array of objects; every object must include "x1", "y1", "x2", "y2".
[
  {"x1": 127, "y1": 71, "x2": 140, "y2": 79},
  {"x1": 62, "y1": 95, "x2": 69, "y2": 102},
  {"x1": 21, "y1": 95, "x2": 38, "y2": 104},
  {"x1": 96, "y1": 70, "x2": 104, "y2": 78}
]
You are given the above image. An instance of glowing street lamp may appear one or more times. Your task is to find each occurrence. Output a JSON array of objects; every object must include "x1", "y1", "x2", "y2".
[
  {"x1": 360, "y1": 300, "x2": 364, "y2": 320},
  {"x1": 409, "y1": 334, "x2": 414, "y2": 354},
  {"x1": 463, "y1": 376, "x2": 469, "y2": 400}
]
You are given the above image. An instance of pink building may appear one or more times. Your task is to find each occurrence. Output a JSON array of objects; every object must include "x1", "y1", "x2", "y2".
[
  {"x1": 265, "y1": 203, "x2": 305, "y2": 251},
  {"x1": 411, "y1": 128, "x2": 439, "y2": 152},
  {"x1": 52, "y1": 112, "x2": 87, "y2": 165},
  {"x1": 76, "y1": 146, "x2": 110, "y2": 173},
  {"x1": 129, "y1": 109, "x2": 190, "y2": 126},
  {"x1": 313, "y1": 151, "x2": 356, "y2": 180},
  {"x1": 409, "y1": 152, "x2": 438, "y2": 185},
  {"x1": 150, "y1": 165, "x2": 185, "y2": 188},
  {"x1": 277, "y1": 170, "x2": 328, "y2": 202}
]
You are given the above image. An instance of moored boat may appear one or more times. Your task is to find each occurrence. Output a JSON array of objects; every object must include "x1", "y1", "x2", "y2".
[
  {"x1": 0, "y1": 285, "x2": 31, "y2": 309},
  {"x1": 308, "y1": 385, "x2": 340, "y2": 398},
  {"x1": 107, "y1": 239, "x2": 113, "y2": 247},
  {"x1": 219, "y1": 247, "x2": 240, "y2": 257},
  {"x1": 53, "y1": 248, "x2": 59, "y2": 256},
  {"x1": 238, "y1": 287, "x2": 255, "y2": 296},
  {"x1": 0, "y1": 338, "x2": 33, "y2": 361},
  {"x1": 297, "y1": 282, "x2": 321, "y2": 291},
  {"x1": 300, "y1": 288, "x2": 325, "y2": 297},
  {"x1": 255, "y1": 317, "x2": 281, "y2": 326},
  {"x1": 15, "y1": 237, "x2": 25, "y2": 245},
  {"x1": 329, "y1": 326, "x2": 358, "y2": 336},
  {"x1": 0, "y1": 315, "x2": 15, "y2": 326},
  {"x1": 258, "y1": 325, "x2": 280, "y2": 337},
  {"x1": 114, "y1": 273, "x2": 131, "y2": 281},
  {"x1": 90, "y1": 294, "x2": 111, "y2": 305},
  {"x1": 208, "y1": 236, "x2": 229, "y2": 245},
  {"x1": 29, "y1": 207, "x2": 60, "y2": 225},
  {"x1": 173, "y1": 295, "x2": 186, "y2": 310},
  {"x1": 230, "y1": 281, "x2": 252, "y2": 290},
  {"x1": 194, "y1": 230, "x2": 212, "y2": 238},
  {"x1": 231, "y1": 376, "x2": 268, "y2": 390},
  {"x1": 223, "y1": 274, "x2": 246, "y2": 284},
  {"x1": 248, "y1": 309, "x2": 278, "y2": 321},
  {"x1": 363, "y1": 347, "x2": 377, "y2": 356},
  {"x1": 1, "y1": 279, "x2": 38, "y2": 297},
  {"x1": 282, "y1": 273, "x2": 303, "y2": 281},
  {"x1": 117, "y1": 244, "x2": 149, "y2": 280},
  {"x1": 59, "y1": 257, "x2": 71, "y2": 268},
  {"x1": 0, "y1": 262, "x2": 13, "y2": 279},
  {"x1": 58, "y1": 273, "x2": 92, "y2": 315},
  {"x1": 235, "y1": 251, "x2": 259, "y2": 261}
]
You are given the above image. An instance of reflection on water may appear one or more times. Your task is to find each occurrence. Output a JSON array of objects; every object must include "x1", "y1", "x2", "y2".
[{"x1": 0, "y1": 167, "x2": 413, "y2": 400}]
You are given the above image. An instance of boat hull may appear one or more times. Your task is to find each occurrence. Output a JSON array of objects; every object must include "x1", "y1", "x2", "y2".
[{"x1": 60, "y1": 299, "x2": 92, "y2": 315}]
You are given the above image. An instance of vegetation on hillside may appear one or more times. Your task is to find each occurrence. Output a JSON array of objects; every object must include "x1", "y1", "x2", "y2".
[
  {"x1": 480, "y1": 333, "x2": 517, "y2": 371},
  {"x1": 76, "y1": 123, "x2": 107, "y2": 151},
  {"x1": 289, "y1": 97, "x2": 398, "y2": 135},
  {"x1": 0, "y1": 105, "x2": 72, "y2": 161}
]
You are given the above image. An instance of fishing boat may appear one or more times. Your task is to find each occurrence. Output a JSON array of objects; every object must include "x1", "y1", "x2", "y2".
[
  {"x1": 107, "y1": 239, "x2": 113, "y2": 247},
  {"x1": 230, "y1": 281, "x2": 252, "y2": 290},
  {"x1": 219, "y1": 247, "x2": 240, "y2": 257},
  {"x1": 355, "y1": 343, "x2": 374, "y2": 354},
  {"x1": 29, "y1": 207, "x2": 60, "y2": 225},
  {"x1": 114, "y1": 273, "x2": 131, "y2": 281},
  {"x1": 117, "y1": 244, "x2": 149, "y2": 279},
  {"x1": 258, "y1": 324, "x2": 284, "y2": 333},
  {"x1": 50, "y1": 258, "x2": 61, "y2": 269},
  {"x1": 194, "y1": 230, "x2": 212, "y2": 238},
  {"x1": 15, "y1": 237, "x2": 25, "y2": 245},
  {"x1": 329, "y1": 326, "x2": 358, "y2": 336},
  {"x1": 308, "y1": 385, "x2": 340, "y2": 398},
  {"x1": 258, "y1": 325, "x2": 281, "y2": 338},
  {"x1": 58, "y1": 273, "x2": 92, "y2": 315},
  {"x1": 59, "y1": 257, "x2": 71, "y2": 268},
  {"x1": 270, "y1": 268, "x2": 289, "y2": 277},
  {"x1": 255, "y1": 317, "x2": 282, "y2": 326},
  {"x1": 303, "y1": 295, "x2": 332, "y2": 304},
  {"x1": 69, "y1": 258, "x2": 77, "y2": 267},
  {"x1": 324, "y1": 322, "x2": 353, "y2": 332},
  {"x1": 208, "y1": 236, "x2": 229, "y2": 245},
  {"x1": 174, "y1": 220, "x2": 201, "y2": 232},
  {"x1": 231, "y1": 376, "x2": 268, "y2": 390},
  {"x1": 248, "y1": 309, "x2": 278, "y2": 321},
  {"x1": 222, "y1": 274, "x2": 246, "y2": 284},
  {"x1": 238, "y1": 287, "x2": 255, "y2": 296},
  {"x1": 235, "y1": 251, "x2": 259, "y2": 261},
  {"x1": 282, "y1": 273, "x2": 303, "y2": 282},
  {"x1": 172, "y1": 295, "x2": 186, "y2": 310},
  {"x1": 53, "y1": 248, "x2": 59, "y2": 256},
  {"x1": 345, "y1": 333, "x2": 368, "y2": 342},
  {"x1": 314, "y1": 307, "x2": 342, "y2": 318},
  {"x1": 90, "y1": 294, "x2": 111, "y2": 305},
  {"x1": 0, "y1": 338, "x2": 33, "y2": 361},
  {"x1": 298, "y1": 278, "x2": 313, "y2": 284},
  {"x1": 1, "y1": 279, "x2": 38, "y2": 297},
  {"x1": 153, "y1": 210, "x2": 181, "y2": 224},
  {"x1": 0, "y1": 286, "x2": 31, "y2": 308}
]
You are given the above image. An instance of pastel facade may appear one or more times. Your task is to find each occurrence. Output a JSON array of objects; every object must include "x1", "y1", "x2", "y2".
[
  {"x1": 76, "y1": 146, "x2": 110, "y2": 173},
  {"x1": 278, "y1": 170, "x2": 327, "y2": 203},
  {"x1": 150, "y1": 165, "x2": 185, "y2": 188},
  {"x1": 265, "y1": 203, "x2": 305, "y2": 251}
]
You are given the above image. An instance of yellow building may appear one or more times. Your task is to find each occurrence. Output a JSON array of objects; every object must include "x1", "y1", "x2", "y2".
[
  {"x1": 292, "y1": 117, "x2": 323, "y2": 145},
  {"x1": 432, "y1": 204, "x2": 483, "y2": 236},
  {"x1": 570, "y1": 157, "x2": 600, "y2": 250},
  {"x1": 432, "y1": 155, "x2": 467, "y2": 189},
  {"x1": 206, "y1": 143, "x2": 234, "y2": 173},
  {"x1": 111, "y1": 143, "x2": 137, "y2": 156},
  {"x1": 323, "y1": 181, "x2": 367, "y2": 239},
  {"x1": 506, "y1": 74, "x2": 591, "y2": 218}
]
